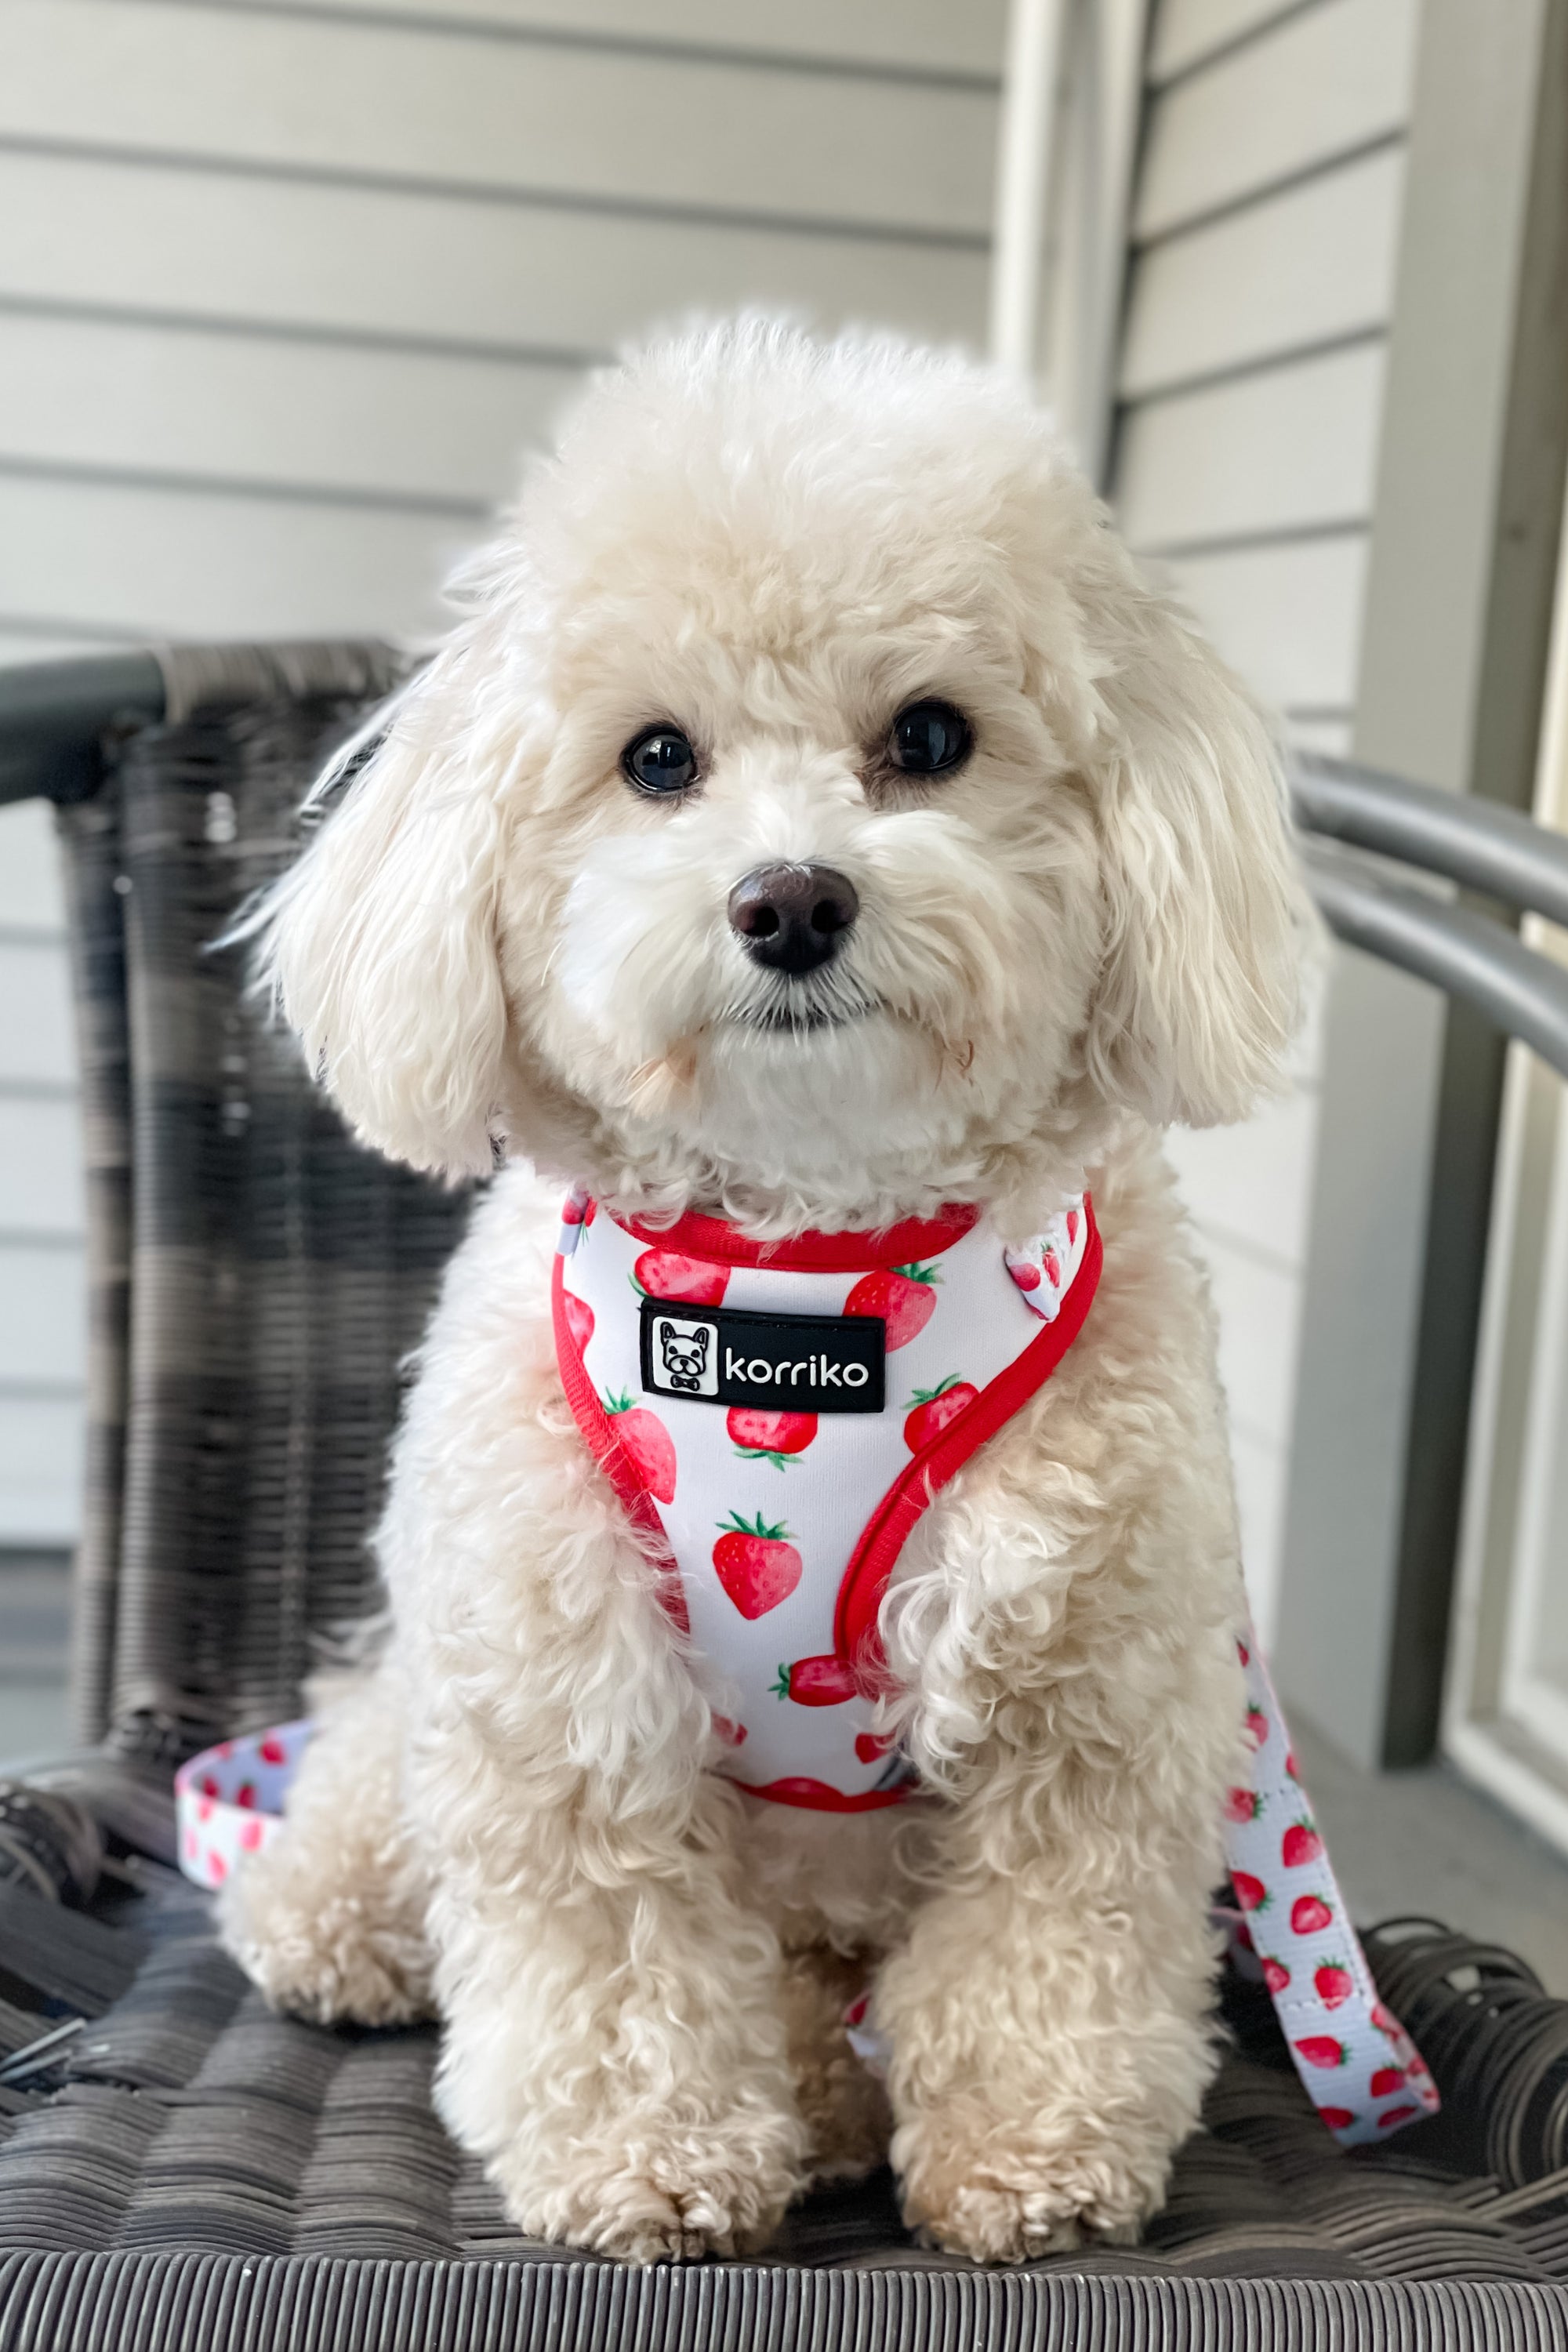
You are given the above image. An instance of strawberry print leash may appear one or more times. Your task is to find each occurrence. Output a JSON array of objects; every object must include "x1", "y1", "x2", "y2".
[{"x1": 1223, "y1": 1629, "x2": 1439, "y2": 2145}]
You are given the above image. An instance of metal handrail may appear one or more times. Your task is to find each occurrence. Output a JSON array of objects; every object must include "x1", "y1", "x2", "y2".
[
  {"x1": 1290, "y1": 750, "x2": 1568, "y2": 931},
  {"x1": 1301, "y1": 843, "x2": 1568, "y2": 1083}
]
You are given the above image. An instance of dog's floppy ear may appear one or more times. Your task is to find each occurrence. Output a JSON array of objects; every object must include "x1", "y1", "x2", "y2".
[
  {"x1": 1076, "y1": 538, "x2": 1310, "y2": 1129},
  {"x1": 251, "y1": 655, "x2": 510, "y2": 1178}
]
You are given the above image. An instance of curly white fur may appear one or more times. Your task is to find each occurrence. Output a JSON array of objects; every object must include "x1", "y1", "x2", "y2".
[{"x1": 220, "y1": 318, "x2": 1310, "y2": 2263}]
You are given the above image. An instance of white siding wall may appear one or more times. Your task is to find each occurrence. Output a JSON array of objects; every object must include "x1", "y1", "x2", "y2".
[
  {"x1": 0, "y1": 0, "x2": 1004, "y2": 1546},
  {"x1": 1112, "y1": 0, "x2": 1421, "y2": 1635}
]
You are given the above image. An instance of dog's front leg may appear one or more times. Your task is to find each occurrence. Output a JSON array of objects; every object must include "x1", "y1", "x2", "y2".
[
  {"x1": 422, "y1": 1711, "x2": 806, "y2": 2260},
  {"x1": 404, "y1": 1482, "x2": 808, "y2": 2262},
  {"x1": 876, "y1": 1776, "x2": 1224, "y2": 2261}
]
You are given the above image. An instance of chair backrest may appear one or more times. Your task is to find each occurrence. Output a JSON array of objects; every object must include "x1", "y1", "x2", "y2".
[{"x1": 20, "y1": 644, "x2": 471, "y2": 1767}]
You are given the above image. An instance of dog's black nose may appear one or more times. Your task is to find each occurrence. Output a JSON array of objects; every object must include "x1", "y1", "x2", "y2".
[{"x1": 728, "y1": 865, "x2": 859, "y2": 976}]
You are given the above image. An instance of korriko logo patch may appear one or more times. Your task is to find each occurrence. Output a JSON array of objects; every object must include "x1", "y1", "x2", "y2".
[{"x1": 639, "y1": 1298, "x2": 885, "y2": 1413}]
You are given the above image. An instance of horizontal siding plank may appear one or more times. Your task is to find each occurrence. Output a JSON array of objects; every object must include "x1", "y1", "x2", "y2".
[
  {"x1": 0, "y1": 1099, "x2": 82, "y2": 1238},
  {"x1": 0, "y1": 1244, "x2": 85, "y2": 1387},
  {"x1": 1154, "y1": 530, "x2": 1367, "y2": 711},
  {"x1": 1148, "y1": 0, "x2": 1308, "y2": 84},
  {"x1": 1118, "y1": 343, "x2": 1385, "y2": 550},
  {"x1": 1231, "y1": 1419, "x2": 1288, "y2": 1639},
  {"x1": 1120, "y1": 147, "x2": 1403, "y2": 398},
  {"x1": 2, "y1": 0, "x2": 996, "y2": 240},
  {"x1": 0, "y1": 1396, "x2": 84, "y2": 1546},
  {"x1": 0, "y1": 154, "x2": 989, "y2": 358},
  {"x1": 0, "y1": 473, "x2": 469, "y2": 644},
  {"x1": 1284, "y1": 713, "x2": 1353, "y2": 755},
  {"x1": 0, "y1": 804, "x2": 67, "y2": 934},
  {"x1": 260, "y1": 0, "x2": 1007, "y2": 77},
  {"x1": 0, "y1": 942, "x2": 75, "y2": 1088},
  {"x1": 0, "y1": 310, "x2": 575, "y2": 506},
  {"x1": 1166, "y1": 1088, "x2": 1322, "y2": 1275},
  {"x1": 1205, "y1": 1235, "x2": 1304, "y2": 1450},
  {"x1": 1134, "y1": 0, "x2": 1418, "y2": 241}
]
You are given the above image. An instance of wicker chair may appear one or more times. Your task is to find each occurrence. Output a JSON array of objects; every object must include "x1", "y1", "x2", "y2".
[{"x1": 2, "y1": 644, "x2": 1568, "y2": 2350}]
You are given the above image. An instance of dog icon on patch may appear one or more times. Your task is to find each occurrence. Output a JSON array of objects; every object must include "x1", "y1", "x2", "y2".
[{"x1": 655, "y1": 1314, "x2": 717, "y2": 1397}]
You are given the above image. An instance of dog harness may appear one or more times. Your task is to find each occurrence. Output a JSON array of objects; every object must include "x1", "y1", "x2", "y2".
[
  {"x1": 174, "y1": 1185, "x2": 1440, "y2": 2148},
  {"x1": 552, "y1": 1188, "x2": 1101, "y2": 1811}
]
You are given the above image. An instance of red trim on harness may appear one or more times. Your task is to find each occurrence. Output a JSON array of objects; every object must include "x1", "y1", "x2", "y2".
[
  {"x1": 608, "y1": 1202, "x2": 978, "y2": 1273},
  {"x1": 737, "y1": 1777, "x2": 912, "y2": 1813},
  {"x1": 551, "y1": 1254, "x2": 689, "y2": 1636},
  {"x1": 834, "y1": 1199, "x2": 1103, "y2": 1682}
]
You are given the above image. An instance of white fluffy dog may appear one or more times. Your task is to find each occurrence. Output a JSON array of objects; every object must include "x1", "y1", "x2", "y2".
[{"x1": 221, "y1": 318, "x2": 1308, "y2": 2266}]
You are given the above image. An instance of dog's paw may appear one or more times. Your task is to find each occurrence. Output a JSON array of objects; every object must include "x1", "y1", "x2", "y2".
[
  {"x1": 491, "y1": 2107, "x2": 808, "y2": 2263},
  {"x1": 219, "y1": 1858, "x2": 432, "y2": 2027},
  {"x1": 895, "y1": 2112, "x2": 1161, "y2": 2263}
]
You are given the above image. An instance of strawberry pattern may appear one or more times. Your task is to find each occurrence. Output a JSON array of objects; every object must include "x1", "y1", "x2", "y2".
[
  {"x1": 173, "y1": 1719, "x2": 312, "y2": 1889},
  {"x1": 555, "y1": 1188, "x2": 1095, "y2": 1806},
  {"x1": 1221, "y1": 1627, "x2": 1439, "y2": 2145}
]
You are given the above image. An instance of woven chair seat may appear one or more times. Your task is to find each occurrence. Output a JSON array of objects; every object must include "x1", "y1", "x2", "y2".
[{"x1": 3, "y1": 1888, "x2": 1568, "y2": 2294}]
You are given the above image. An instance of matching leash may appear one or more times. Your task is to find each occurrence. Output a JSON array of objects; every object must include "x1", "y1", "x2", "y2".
[{"x1": 1221, "y1": 1629, "x2": 1439, "y2": 2144}]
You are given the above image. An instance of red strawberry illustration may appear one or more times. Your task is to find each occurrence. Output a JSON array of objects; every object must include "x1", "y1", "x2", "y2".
[
  {"x1": 1233, "y1": 1922, "x2": 1254, "y2": 1951},
  {"x1": 713, "y1": 1513, "x2": 801, "y2": 1618},
  {"x1": 1244, "y1": 1704, "x2": 1269, "y2": 1748},
  {"x1": 562, "y1": 1193, "x2": 590, "y2": 1227},
  {"x1": 236, "y1": 1782, "x2": 256, "y2": 1810},
  {"x1": 1314, "y1": 1961, "x2": 1352, "y2": 2009},
  {"x1": 1285, "y1": 1750, "x2": 1299, "y2": 1779},
  {"x1": 604, "y1": 1392, "x2": 677, "y2": 1504},
  {"x1": 775, "y1": 1653, "x2": 857, "y2": 1706},
  {"x1": 1261, "y1": 1955, "x2": 1290, "y2": 1994},
  {"x1": 633, "y1": 1249, "x2": 728, "y2": 1306},
  {"x1": 1370, "y1": 2003, "x2": 1401, "y2": 2041},
  {"x1": 902, "y1": 1377, "x2": 978, "y2": 1451},
  {"x1": 239, "y1": 1817, "x2": 265, "y2": 1853},
  {"x1": 711, "y1": 1715, "x2": 747, "y2": 1748},
  {"x1": 1318, "y1": 2107, "x2": 1355, "y2": 2131},
  {"x1": 1237, "y1": 1639, "x2": 1250, "y2": 1666},
  {"x1": 563, "y1": 1291, "x2": 595, "y2": 1352},
  {"x1": 1223, "y1": 1785, "x2": 1263, "y2": 1824},
  {"x1": 1294, "y1": 2035, "x2": 1348, "y2": 2070},
  {"x1": 1281, "y1": 1819, "x2": 1323, "y2": 1868},
  {"x1": 728, "y1": 1406, "x2": 818, "y2": 1470},
  {"x1": 1007, "y1": 1258, "x2": 1043, "y2": 1293},
  {"x1": 855, "y1": 1732, "x2": 891, "y2": 1763},
  {"x1": 1369, "y1": 2065, "x2": 1405, "y2": 2099},
  {"x1": 259, "y1": 1738, "x2": 286, "y2": 1766},
  {"x1": 844, "y1": 1261, "x2": 941, "y2": 1348},
  {"x1": 1232, "y1": 1871, "x2": 1269, "y2": 1913},
  {"x1": 1042, "y1": 1246, "x2": 1062, "y2": 1286},
  {"x1": 1377, "y1": 2103, "x2": 1420, "y2": 2129},
  {"x1": 209, "y1": 1850, "x2": 228, "y2": 1884},
  {"x1": 1291, "y1": 1894, "x2": 1333, "y2": 1935}
]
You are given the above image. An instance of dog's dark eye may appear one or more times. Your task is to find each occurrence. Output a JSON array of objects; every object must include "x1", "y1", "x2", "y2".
[
  {"x1": 888, "y1": 700, "x2": 971, "y2": 777},
  {"x1": 622, "y1": 725, "x2": 698, "y2": 797}
]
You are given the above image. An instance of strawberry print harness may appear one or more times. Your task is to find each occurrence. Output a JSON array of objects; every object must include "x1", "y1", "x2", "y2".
[
  {"x1": 552, "y1": 1189, "x2": 1101, "y2": 1812},
  {"x1": 174, "y1": 1185, "x2": 1439, "y2": 2150}
]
